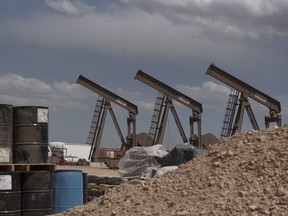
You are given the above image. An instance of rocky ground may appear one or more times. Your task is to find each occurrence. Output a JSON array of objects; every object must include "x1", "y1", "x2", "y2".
[{"x1": 52, "y1": 125, "x2": 288, "y2": 216}]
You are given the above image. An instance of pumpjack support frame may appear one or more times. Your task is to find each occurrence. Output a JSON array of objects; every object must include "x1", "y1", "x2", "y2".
[
  {"x1": 135, "y1": 69, "x2": 203, "y2": 146},
  {"x1": 206, "y1": 63, "x2": 281, "y2": 136},
  {"x1": 76, "y1": 75, "x2": 138, "y2": 162}
]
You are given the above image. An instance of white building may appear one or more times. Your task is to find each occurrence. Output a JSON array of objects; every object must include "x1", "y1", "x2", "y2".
[{"x1": 49, "y1": 141, "x2": 91, "y2": 164}]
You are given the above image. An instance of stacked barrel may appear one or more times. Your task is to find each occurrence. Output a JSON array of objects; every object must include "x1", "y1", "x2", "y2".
[
  {"x1": 0, "y1": 172, "x2": 21, "y2": 215},
  {"x1": 0, "y1": 105, "x2": 49, "y2": 164},
  {"x1": 0, "y1": 105, "x2": 53, "y2": 215},
  {"x1": 0, "y1": 104, "x2": 13, "y2": 164},
  {"x1": 13, "y1": 106, "x2": 49, "y2": 163},
  {"x1": 0, "y1": 105, "x2": 86, "y2": 215}
]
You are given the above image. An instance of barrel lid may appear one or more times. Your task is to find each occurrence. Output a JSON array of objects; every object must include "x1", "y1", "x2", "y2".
[
  {"x1": 0, "y1": 104, "x2": 13, "y2": 107},
  {"x1": 13, "y1": 106, "x2": 48, "y2": 109},
  {"x1": 54, "y1": 169, "x2": 82, "y2": 173}
]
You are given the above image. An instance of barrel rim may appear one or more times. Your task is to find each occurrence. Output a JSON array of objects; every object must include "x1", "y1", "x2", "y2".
[
  {"x1": 0, "y1": 104, "x2": 13, "y2": 107},
  {"x1": 13, "y1": 106, "x2": 48, "y2": 109},
  {"x1": 0, "y1": 209, "x2": 21, "y2": 213},
  {"x1": 54, "y1": 169, "x2": 82, "y2": 173}
]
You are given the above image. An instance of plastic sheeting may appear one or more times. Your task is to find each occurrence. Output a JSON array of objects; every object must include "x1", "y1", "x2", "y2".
[
  {"x1": 158, "y1": 143, "x2": 207, "y2": 166},
  {"x1": 152, "y1": 166, "x2": 178, "y2": 177},
  {"x1": 118, "y1": 144, "x2": 168, "y2": 179},
  {"x1": 87, "y1": 176, "x2": 124, "y2": 185},
  {"x1": 118, "y1": 143, "x2": 207, "y2": 180}
]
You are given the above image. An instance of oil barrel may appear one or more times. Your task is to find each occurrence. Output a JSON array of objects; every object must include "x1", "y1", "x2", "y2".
[
  {"x1": 52, "y1": 170, "x2": 83, "y2": 213},
  {"x1": 0, "y1": 172, "x2": 21, "y2": 216},
  {"x1": 82, "y1": 172, "x2": 88, "y2": 204},
  {"x1": 13, "y1": 106, "x2": 49, "y2": 163},
  {"x1": 21, "y1": 171, "x2": 53, "y2": 216},
  {"x1": 0, "y1": 104, "x2": 13, "y2": 163}
]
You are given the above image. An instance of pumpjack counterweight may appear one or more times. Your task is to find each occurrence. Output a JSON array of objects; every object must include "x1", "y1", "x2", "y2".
[
  {"x1": 206, "y1": 64, "x2": 281, "y2": 136},
  {"x1": 135, "y1": 69, "x2": 203, "y2": 146}
]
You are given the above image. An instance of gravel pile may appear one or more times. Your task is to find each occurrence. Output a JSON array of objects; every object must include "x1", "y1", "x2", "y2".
[{"x1": 53, "y1": 126, "x2": 288, "y2": 216}]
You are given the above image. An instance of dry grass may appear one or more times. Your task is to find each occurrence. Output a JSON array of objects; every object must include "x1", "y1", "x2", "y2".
[{"x1": 56, "y1": 164, "x2": 120, "y2": 177}]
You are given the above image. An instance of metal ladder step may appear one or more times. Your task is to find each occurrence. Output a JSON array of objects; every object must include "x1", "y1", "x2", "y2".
[
  {"x1": 220, "y1": 89, "x2": 240, "y2": 139},
  {"x1": 148, "y1": 91, "x2": 165, "y2": 145},
  {"x1": 86, "y1": 96, "x2": 104, "y2": 145}
]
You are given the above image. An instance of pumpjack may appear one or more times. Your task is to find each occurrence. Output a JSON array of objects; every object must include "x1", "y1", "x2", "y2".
[
  {"x1": 206, "y1": 64, "x2": 281, "y2": 140},
  {"x1": 76, "y1": 75, "x2": 147, "y2": 167},
  {"x1": 135, "y1": 69, "x2": 210, "y2": 147}
]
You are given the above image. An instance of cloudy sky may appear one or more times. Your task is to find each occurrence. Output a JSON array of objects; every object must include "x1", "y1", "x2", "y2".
[{"x1": 0, "y1": 0, "x2": 287, "y2": 149}]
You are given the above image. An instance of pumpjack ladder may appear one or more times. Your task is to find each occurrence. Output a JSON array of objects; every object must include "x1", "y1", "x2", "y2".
[
  {"x1": 220, "y1": 89, "x2": 240, "y2": 139},
  {"x1": 148, "y1": 92, "x2": 165, "y2": 145},
  {"x1": 86, "y1": 96, "x2": 104, "y2": 159},
  {"x1": 207, "y1": 64, "x2": 281, "y2": 136}
]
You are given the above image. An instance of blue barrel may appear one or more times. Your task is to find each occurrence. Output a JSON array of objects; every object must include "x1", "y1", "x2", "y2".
[{"x1": 52, "y1": 170, "x2": 83, "y2": 214}]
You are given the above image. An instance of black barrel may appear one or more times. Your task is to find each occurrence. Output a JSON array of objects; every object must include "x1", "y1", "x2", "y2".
[
  {"x1": 21, "y1": 171, "x2": 53, "y2": 216},
  {"x1": 0, "y1": 104, "x2": 13, "y2": 163},
  {"x1": 13, "y1": 106, "x2": 49, "y2": 163},
  {"x1": 0, "y1": 172, "x2": 21, "y2": 216},
  {"x1": 82, "y1": 172, "x2": 88, "y2": 204}
]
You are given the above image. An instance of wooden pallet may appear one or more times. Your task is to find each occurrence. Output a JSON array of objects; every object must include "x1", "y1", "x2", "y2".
[{"x1": 0, "y1": 163, "x2": 56, "y2": 172}]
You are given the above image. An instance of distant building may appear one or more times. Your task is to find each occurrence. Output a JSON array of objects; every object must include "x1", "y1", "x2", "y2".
[{"x1": 49, "y1": 141, "x2": 91, "y2": 164}]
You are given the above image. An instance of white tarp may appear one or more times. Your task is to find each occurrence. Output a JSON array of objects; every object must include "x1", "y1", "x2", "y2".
[{"x1": 118, "y1": 144, "x2": 168, "y2": 179}]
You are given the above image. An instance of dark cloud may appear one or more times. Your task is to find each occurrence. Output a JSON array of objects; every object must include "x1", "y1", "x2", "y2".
[{"x1": 119, "y1": 0, "x2": 288, "y2": 40}]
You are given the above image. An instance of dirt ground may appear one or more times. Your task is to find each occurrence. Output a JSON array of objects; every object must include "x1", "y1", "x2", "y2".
[
  {"x1": 52, "y1": 125, "x2": 288, "y2": 216},
  {"x1": 55, "y1": 164, "x2": 120, "y2": 177}
]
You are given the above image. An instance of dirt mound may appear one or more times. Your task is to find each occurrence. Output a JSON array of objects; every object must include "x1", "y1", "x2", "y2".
[{"x1": 53, "y1": 126, "x2": 288, "y2": 216}]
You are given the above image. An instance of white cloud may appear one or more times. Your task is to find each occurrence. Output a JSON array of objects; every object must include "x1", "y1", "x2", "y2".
[
  {"x1": 0, "y1": 73, "x2": 93, "y2": 110},
  {"x1": 0, "y1": 73, "x2": 52, "y2": 93},
  {"x1": 114, "y1": 88, "x2": 155, "y2": 111},
  {"x1": 0, "y1": 73, "x2": 230, "y2": 114},
  {"x1": 111, "y1": 81, "x2": 232, "y2": 115},
  {"x1": 1, "y1": 73, "x2": 286, "y2": 141},
  {"x1": 113, "y1": 81, "x2": 286, "y2": 120},
  {"x1": 242, "y1": 0, "x2": 278, "y2": 16},
  {"x1": 45, "y1": 0, "x2": 79, "y2": 15},
  {"x1": 45, "y1": 0, "x2": 95, "y2": 15},
  {"x1": 175, "y1": 81, "x2": 230, "y2": 112}
]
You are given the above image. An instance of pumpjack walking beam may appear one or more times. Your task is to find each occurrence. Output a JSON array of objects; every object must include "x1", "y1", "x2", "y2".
[
  {"x1": 135, "y1": 69, "x2": 203, "y2": 146},
  {"x1": 76, "y1": 75, "x2": 138, "y2": 161},
  {"x1": 206, "y1": 64, "x2": 281, "y2": 135}
]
